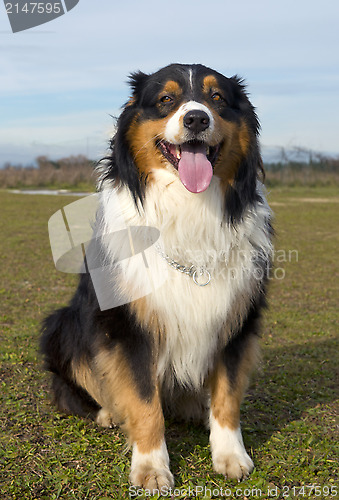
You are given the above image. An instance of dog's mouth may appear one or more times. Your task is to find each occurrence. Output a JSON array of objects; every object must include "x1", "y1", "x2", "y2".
[{"x1": 157, "y1": 140, "x2": 221, "y2": 193}]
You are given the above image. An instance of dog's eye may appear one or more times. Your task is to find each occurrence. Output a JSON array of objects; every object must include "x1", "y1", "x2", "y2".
[
  {"x1": 160, "y1": 95, "x2": 173, "y2": 104},
  {"x1": 211, "y1": 92, "x2": 223, "y2": 102}
]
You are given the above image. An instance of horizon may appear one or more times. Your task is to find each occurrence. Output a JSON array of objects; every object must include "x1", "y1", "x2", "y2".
[{"x1": 1, "y1": 143, "x2": 337, "y2": 170}]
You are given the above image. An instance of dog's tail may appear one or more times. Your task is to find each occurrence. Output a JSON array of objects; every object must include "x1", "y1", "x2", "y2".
[{"x1": 40, "y1": 307, "x2": 100, "y2": 420}]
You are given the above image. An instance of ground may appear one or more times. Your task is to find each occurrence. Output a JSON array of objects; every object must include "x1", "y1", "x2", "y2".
[{"x1": 0, "y1": 187, "x2": 338, "y2": 500}]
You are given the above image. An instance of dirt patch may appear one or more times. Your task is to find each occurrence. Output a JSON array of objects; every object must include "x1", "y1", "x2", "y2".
[
  {"x1": 270, "y1": 197, "x2": 339, "y2": 207},
  {"x1": 290, "y1": 197, "x2": 339, "y2": 203}
]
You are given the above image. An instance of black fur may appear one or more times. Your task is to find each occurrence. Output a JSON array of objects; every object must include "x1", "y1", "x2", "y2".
[
  {"x1": 100, "y1": 106, "x2": 145, "y2": 206},
  {"x1": 50, "y1": 373, "x2": 100, "y2": 418},
  {"x1": 222, "y1": 295, "x2": 266, "y2": 387}
]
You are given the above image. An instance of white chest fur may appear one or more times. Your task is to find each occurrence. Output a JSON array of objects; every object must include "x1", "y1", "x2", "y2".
[{"x1": 100, "y1": 171, "x2": 272, "y2": 389}]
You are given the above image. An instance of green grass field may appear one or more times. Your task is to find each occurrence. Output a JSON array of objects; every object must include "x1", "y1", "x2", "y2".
[{"x1": 0, "y1": 187, "x2": 338, "y2": 500}]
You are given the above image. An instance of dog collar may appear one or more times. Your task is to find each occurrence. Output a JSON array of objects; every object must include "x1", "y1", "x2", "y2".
[{"x1": 155, "y1": 245, "x2": 211, "y2": 286}]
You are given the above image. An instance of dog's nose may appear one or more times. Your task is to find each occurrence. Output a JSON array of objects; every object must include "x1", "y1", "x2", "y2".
[{"x1": 183, "y1": 110, "x2": 210, "y2": 134}]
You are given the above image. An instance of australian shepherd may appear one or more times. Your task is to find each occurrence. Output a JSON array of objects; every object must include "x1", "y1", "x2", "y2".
[{"x1": 41, "y1": 63, "x2": 273, "y2": 491}]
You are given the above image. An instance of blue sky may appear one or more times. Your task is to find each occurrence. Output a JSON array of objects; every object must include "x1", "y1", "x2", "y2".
[{"x1": 0, "y1": 0, "x2": 338, "y2": 166}]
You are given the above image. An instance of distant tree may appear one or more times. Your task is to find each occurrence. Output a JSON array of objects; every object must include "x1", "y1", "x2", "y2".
[{"x1": 36, "y1": 156, "x2": 55, "y2": 170}]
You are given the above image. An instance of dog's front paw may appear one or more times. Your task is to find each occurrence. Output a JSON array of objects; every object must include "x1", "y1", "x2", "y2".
[
  {"x1": 130, "y1": 465, "x2": 174, "y2": 491},
  {"x1": 212, "y1": 449, "x2": 254, "y2": 480},
  {"x1": 210, "y1": 420, "x2": 254, "y2": 480},
  {"x1": 130, "y1": 440, "x2": 174, "y2": 492}
]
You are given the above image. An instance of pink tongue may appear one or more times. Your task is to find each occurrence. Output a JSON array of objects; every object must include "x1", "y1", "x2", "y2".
[{"x1": 178, "y1": 143, "x2": 213, "y2": 193}]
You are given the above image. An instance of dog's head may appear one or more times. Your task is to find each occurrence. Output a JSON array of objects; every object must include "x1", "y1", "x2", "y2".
[{"x1": 101, "y1": 63, "x2": 263, "y2": 221}]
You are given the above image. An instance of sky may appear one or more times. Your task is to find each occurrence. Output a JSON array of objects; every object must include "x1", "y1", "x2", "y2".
[{"x1": 0, "y1": 0, "x2": 338, "y2": 167}]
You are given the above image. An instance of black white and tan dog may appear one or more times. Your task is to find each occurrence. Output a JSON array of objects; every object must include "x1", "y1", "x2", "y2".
[{"x1": 41, "y1": 63, "x2": 273, "y2": 490}]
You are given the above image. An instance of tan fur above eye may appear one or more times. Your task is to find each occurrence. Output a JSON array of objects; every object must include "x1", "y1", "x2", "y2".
[
  {"x1": 202, "y1": 75, "x2": 219, "y2": 93},
  {"x1": 162, "y1": 80, "x2": 181, "y2": 96}
]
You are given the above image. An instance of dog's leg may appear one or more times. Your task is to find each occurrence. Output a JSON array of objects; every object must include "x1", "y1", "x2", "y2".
[
  {"x1": 124, "y1": 391, "x2": 173, "y2": 491},
  {"x1": 127, "y1": 384, "x2": 173, "y2": 491},
  {"x1": 209, "y1": 328, "x2": 259, "y2": 480},
  {"x1": 94, "y1": 346, "x2": 174, "y2": 491}
]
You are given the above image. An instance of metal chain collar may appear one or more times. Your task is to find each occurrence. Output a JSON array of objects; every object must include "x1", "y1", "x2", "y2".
[{"x1": 155, "y1": 245, "x2": 211, "y2": 286}]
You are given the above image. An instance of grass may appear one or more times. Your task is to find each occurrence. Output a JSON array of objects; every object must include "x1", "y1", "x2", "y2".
[{"x1": 0, "y1": 187, "x2": 338, "y2": 500}]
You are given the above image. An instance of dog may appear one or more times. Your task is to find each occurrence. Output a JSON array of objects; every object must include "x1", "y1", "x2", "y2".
[{"x1": 41, "y1": 63, "x2": 273, "y2": 491}]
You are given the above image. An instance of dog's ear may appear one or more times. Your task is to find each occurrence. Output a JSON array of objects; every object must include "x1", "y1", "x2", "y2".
[
  {"x1": 126, "y1": 71, "x2": 149, "y2": 107},
  {"x1": 110, "y1": 106, "x2": 144, "y2": 206},
  {"x1": 224, "y1": 141, "x2": 263, "y2": 224},
  {"x1": 224, "y1": 77, "x2": 263, "y2": 224},
  {"x1": 98, "y1": 72, "x2": 149, "y2": 206}
]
